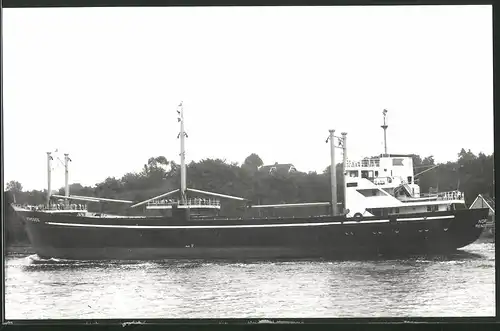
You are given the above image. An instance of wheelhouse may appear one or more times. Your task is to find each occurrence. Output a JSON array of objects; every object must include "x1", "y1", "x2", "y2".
[{"x1": 344, "y1": 154, "x2": 466, "y2": 218}]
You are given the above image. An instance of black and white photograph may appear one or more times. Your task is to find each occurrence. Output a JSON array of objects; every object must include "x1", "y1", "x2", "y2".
[{"x1": 3, "y1": 4, "x2": 495, "y2": 320}]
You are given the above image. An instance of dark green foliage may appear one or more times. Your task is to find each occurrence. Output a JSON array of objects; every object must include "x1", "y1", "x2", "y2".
[
  {"x1": 6, "y1": 180, "x2": 23, "y2": 193},
  {"x1": 4, "y1": 150, "x2": 494, "y2": 244}
]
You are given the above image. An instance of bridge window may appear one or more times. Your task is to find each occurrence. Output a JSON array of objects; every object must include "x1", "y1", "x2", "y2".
[
  {"x1": 366, "y1": 208, "x2": 382, "y2": 217},
  {"x1": 348, "y1": 170, "x2": 359, "y2": 177},
  {"x1": 387, "y1": 208, "x2": 400, "y2": 214},
  {"x1": 358, "y1": 189, "x2": 383, "y2": 197},
  {"x1": 407, "y1": 176, "x2": 412, "y2": 184},
  {"x1": 347, "y1": 182, "x2": 358, "y2": 187},
  {"x1": 427, "y1": 205, "x2": 438, "y2": 212},
  {"x1": 375, "y1": 171, "x2": 379, "y2": 177},
  {"x1": 361, "y1": 170, "x2": 374, "y2": 179},
  {"x1": 452, "y1": 203, "x2": 466, "y2": 210},
  {"x1": 393, "y1": 158, "x2": 404, "y2": 166}
]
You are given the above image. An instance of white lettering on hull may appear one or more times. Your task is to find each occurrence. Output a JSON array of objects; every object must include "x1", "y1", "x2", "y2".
[{"x1": 475, "y1": 218, "x2": 488, "y2": 228}]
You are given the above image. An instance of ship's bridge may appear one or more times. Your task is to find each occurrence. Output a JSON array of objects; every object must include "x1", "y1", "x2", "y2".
[{"x1": 346, "y1": 154, "x2": 415, "y2": 186}]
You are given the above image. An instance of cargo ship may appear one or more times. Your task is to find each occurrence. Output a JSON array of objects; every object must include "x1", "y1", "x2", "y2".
[{"x1": 11, "y1": 105, "x2": 489, "y2": 260}]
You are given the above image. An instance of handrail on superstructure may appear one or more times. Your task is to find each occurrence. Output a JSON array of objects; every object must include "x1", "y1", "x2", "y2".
[
  {"x1": 438, "y1": 190, "x2": 464, "y2": 200},
  {"x1": 346, "y1": 159, "x2": 380, "y2": 168},
  {"x1": 14, "y1": 203, "x2": 88, "y2": 211},
  {"x1": 402, "y1": 190, "x2": 464, "y2": 201},
  {"x1": 148, "y1": 197, "x2": 221, "y2": 207}
]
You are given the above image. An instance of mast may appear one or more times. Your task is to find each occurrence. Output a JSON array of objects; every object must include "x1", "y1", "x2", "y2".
[
  {"x1": 341, "y1": 132, "x2": 347, "y2": 214},
  {"x1": 64, "y1": 153, "x2": 71, "y2": 207},
  {"x1": 327, "y1": 129, "x2": 337, "y2": 216},
  {"x1": 46, "y1": 152, "x2": 52, "y2": 207},
  {"x1": 177, "y1": 102, "x2": 187, "y2": 204},
  {"x1": 381, "y1": 109, "x2": 388, "y2": 156}
]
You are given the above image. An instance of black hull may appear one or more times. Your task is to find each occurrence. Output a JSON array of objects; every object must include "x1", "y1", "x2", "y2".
[{"x1": 15, "y1": 208, "x2": 489, "y2": 260}]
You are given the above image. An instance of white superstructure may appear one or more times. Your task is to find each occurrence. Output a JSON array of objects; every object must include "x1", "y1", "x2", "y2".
[{"x1": 344, "y1": 154, "x2": 465, "y2": 218}]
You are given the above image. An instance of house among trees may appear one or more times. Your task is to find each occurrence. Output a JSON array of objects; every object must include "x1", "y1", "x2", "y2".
[
  {"x1": 470, "y1": 194, "x2": 495, "y2": 239},
  {"x1": 470, "y1": 194, "x2": 495, "y2": 219},
  {"x1": 258, "y1": 162, "x2": 297, "y2": 175}
]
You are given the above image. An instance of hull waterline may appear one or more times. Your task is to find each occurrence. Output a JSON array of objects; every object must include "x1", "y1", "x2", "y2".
[{"x1": 14, "y1": 207, "x2": 489, "y2": 260}]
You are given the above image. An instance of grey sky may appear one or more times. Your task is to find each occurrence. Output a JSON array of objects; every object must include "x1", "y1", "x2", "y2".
[{"x1": 3, "y1": 6, "x2": 493, "y2": 191}]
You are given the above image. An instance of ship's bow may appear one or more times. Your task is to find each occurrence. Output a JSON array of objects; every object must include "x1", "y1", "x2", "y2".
[{"x1": 448, "y1": 207, "x2": 489, "y2": 249}]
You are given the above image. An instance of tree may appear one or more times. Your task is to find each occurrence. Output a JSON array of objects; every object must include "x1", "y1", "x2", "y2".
[
  {"x1": 422, "y1": 156, "x2": 435, "y2": 166},
  {"x1": 143, "y1": 156, "x2": 170, "y2": 175},
  {"x1": 6, "y1": 180, "x2": 23, "y2": 193},
  {"x1": 4, "y1": 149, "x2": 495, "y2": 220},
  {"x1": 458, "y1": 148, "x2": 477, "y2": 164},
  {"x1": 411, "y1": 154, "x2": 423, "y2": 168},
  {"x1": 242, "y1": 153, "x2": 264, "y2": 173}
]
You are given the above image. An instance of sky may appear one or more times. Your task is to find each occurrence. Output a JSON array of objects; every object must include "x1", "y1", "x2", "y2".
[{"x1": 3, "y1": 5, "x2": 494, "y2": 191}]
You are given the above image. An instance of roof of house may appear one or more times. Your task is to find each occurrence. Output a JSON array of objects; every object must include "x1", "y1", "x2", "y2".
[
  {"x1": 470, "y1": 194, "x2": 495, "y2": 213},
  {"x1": 258, "y1": 163, "x2": 296, "y2": 173}
]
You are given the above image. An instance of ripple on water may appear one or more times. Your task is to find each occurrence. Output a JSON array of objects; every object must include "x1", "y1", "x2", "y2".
[{"x1": 4, "y1": 243, "x2": 496, "y2": 319}]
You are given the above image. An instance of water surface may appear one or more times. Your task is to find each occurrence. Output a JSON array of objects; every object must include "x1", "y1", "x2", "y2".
[{"x1": 5, "y1": 243, "x2": 495, "y2": 319}]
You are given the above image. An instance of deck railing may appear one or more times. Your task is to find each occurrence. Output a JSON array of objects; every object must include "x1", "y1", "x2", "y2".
[
  {"x1": 346, "y1": 159, "x2": 380, "y2": 168},
  {"x1": 147, "y1": 198, "x2": 221, "y2": 207},
  {"x1": 13, "y1": 203, "x2": 88, "y2": 211},
  {"x1": 419, "y1": 190, "x2": 464, "y2": 201}
]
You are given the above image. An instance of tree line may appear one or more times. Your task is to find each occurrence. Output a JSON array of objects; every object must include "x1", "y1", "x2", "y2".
[{"x1": 4, "y1": 149, "x2": 494, "y2": 245}]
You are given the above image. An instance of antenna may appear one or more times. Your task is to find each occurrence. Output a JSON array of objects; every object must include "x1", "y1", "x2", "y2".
[{"x1": 381, "y1": 109, "x2": 388, "y2": 156}]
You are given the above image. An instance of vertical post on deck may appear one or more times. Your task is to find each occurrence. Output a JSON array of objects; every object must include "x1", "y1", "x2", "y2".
[
  {"x1": 328, "y1": 129, "x2": 337, "y2": 216},
  {"x1": 341, "y1": 132, "x2": 347, "y2": 214},
  {"x1": 46, "y1": 152, "x2": 52, "y2": 208},
  {"x1": 177, "y1": 101, "x2": 187, "y2": 205},
  {"x1": 64, "y1": 153, "x2": 71, "y2": 208}
]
